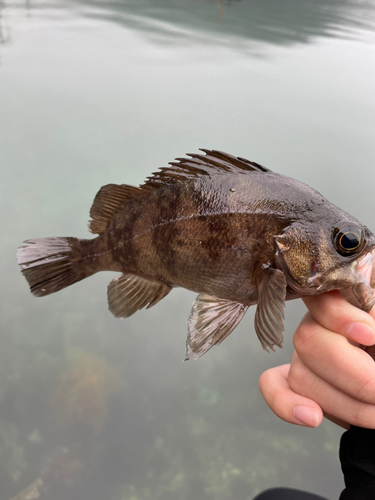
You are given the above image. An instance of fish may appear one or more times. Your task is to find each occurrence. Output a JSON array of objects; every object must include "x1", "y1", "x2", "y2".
[{"x1": 17, "y1": 150, "x2": 375, "y2": 360}]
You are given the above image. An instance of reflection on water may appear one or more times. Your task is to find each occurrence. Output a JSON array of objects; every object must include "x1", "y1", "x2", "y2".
[
  {"x1": 0, "y1": 0, "x2": 7, "y2": 44},
  {"x1": 1, "y1": 0, "x2": 375, "y2": 499},
  {"x1": 2, "y1": 0, "x2": 375, "y2": 50},
  {"x1": 73, "y1": 0, "x2": 375, "y2": 46}
]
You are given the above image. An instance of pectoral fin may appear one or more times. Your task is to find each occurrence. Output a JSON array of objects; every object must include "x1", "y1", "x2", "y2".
[
  {"x1": 254, "y1": 267, "x2": 287, "y2": 352},
  {"x1": 108, "y1": 273, "x2": 172, "y2": 318},
  {"x1": 186, "y1": 294, "x2": 248, "y2": 360}
]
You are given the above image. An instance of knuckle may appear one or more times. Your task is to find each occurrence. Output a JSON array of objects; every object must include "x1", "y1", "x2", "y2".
[
  {"x1": 354, "y1": 376, "x2": 375, "y2": 404},
  {"x1": 288, "y1": 361, "x2": 309, "y2": 395},
  {"x1": 351, "y1": 404, "x2": 375, "y2": 429},
  {"x1": 293, "y1": 316, "x2": 319, "y2": 354}
]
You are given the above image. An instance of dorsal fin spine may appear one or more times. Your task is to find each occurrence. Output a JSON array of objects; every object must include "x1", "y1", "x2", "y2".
[
  {"x1": 142, "y1": 149, "x2": 270, "y2": 191},
  {"x1": 89, "y1": 150, "x2": 271, "y2": 234}
]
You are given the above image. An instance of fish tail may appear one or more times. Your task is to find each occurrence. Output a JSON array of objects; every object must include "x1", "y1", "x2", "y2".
[{"x1": 17, "y1": 237, "x2": 95, "y2": 297}]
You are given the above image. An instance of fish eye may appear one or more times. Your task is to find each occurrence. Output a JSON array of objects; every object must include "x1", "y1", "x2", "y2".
[{"x1": 333, "y1": 223, "x2": 364, "y2": 257}]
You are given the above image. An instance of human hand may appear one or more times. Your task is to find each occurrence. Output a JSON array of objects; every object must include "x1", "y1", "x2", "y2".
[{"x1": 258, "y1": 290, "x2": 375, "y2": 429}]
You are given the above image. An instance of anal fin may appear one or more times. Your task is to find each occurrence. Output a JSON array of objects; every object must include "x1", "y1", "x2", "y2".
[
  {"x1": 108, "y1": 273, "x2": 172, "y2": 318},
  {"x1": 254, "y1": 267, "x2": 287, "y2": 352},
  {"x1": 186, "y1": 293, "x2": 248, "y2": 360}
]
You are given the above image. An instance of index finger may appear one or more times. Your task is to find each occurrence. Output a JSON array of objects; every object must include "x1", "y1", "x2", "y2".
[
  {"x1": 293, "y1": 310, "x2": 375, "y2": 406},
  {"x1": 303, "y1": 291, "x2": 375, "y2": 346}
]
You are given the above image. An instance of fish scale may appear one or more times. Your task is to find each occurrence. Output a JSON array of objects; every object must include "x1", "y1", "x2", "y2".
[{"x1": 17, "y1": 150, "x2": 375, "y2": 359}]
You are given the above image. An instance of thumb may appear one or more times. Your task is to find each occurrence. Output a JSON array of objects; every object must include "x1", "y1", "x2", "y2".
[{"x1": 259, "y1": 364, "x2": 323, "y2": 428}]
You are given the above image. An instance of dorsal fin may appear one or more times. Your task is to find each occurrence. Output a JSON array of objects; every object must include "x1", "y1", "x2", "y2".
[
  {"x1": 89, "y1": 151, "x2": 270, "y2": 233},
  {"x1": 89, "y1": 184, "x2": 144, "y2": 234},
  {"x1": 142, "y1": 149, "x2": 270, "y2": 191}
]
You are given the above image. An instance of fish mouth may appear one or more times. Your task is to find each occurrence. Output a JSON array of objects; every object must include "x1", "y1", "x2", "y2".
[
  {"x1": 370, "y1": 249, "x2": 375, "y2": 289},
  {"x1": 343, "y1": 249, "x2": 375, "y2": 312},
  {"x1": 358, "y1": 249, "x2": 374, "y2": 287}
]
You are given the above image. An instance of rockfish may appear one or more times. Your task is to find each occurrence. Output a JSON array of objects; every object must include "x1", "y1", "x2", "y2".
[{"x1": 17, "y1": 150, "x2": 375, "y2": 359}]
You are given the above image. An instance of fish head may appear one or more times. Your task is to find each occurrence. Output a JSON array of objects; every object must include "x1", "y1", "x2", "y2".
[{"x1": 274, "y1": 218, "x2": 375, "y2": 311}]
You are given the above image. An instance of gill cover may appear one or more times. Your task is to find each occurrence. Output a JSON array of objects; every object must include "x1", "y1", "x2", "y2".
[{"x1": 274, "y1": 226, "x2": 318, "y2": 293}]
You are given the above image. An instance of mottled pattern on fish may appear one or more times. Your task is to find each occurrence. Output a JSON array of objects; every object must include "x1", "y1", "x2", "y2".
[{"x1": 17, "y1": 150, "x2": 375, "y2": 359}]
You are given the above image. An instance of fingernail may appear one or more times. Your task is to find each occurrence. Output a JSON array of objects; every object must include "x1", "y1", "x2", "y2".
[
  {"x1": 293, "y1": 405, "x2": 319, "y2": 427},
  {"x1": 346, "y1": 322, "x2": 375, "y2": 345}
]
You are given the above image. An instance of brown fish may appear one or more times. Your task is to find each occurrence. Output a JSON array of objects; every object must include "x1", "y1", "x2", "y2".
[{"x1": 17, "y1": 150, "x2": 375, "y2": 359}]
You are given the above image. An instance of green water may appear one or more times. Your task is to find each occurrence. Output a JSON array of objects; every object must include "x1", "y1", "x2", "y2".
[{"x1": 1, "y1": 1, "x2": 375, "y2": 499}]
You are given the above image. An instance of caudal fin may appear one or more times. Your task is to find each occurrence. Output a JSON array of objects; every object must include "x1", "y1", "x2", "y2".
[{"x1": 17, "y1": 237, "x2": 92, "y2": 297}]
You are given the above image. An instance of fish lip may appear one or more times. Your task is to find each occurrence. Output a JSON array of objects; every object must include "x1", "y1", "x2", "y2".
[
  {"x1": 367, "y1": 248, "x2": 375, "y2": 289},
  {"x1": 357, "y1": 249, "x2": 375, "y2": 286},
  {"x1": 352, "y1": 249, "x2": 375, "y2": 311}
]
